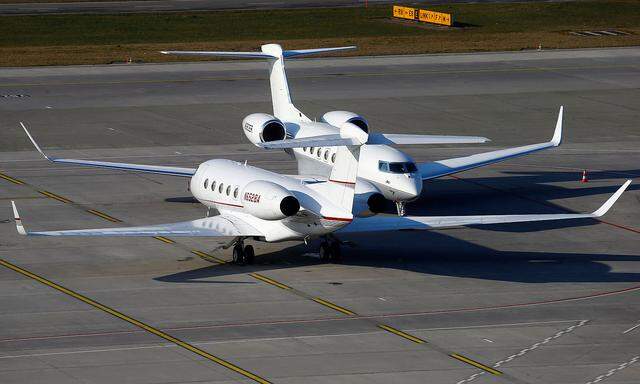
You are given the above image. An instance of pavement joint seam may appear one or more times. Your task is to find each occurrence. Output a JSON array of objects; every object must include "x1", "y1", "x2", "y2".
[{"x1": 0, "y1": 64, "x2": 631, "y2": 88}]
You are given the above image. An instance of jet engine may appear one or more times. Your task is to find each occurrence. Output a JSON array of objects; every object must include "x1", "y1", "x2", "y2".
[
  {"x1": 321, "y1": 111, "x2": 369, "y2": 133},
  {"x1": 353, "y1": 180, "x2": 387, "y2": 216},
  {"x1": 241, "y1": 180, "x2": 300, "y2": 220},
  {"x1": 242, "y1": 113, "x2": 287, "y2": 146}
]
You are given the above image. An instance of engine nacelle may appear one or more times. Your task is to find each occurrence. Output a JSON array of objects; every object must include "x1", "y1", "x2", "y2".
[
  {"x1": 353, "y1": 180, "x2": 387, "y2": 216},
  {"x1": 242, "y1": 113, "x2": 286, "y2": 146},
  {"x1": 321, "y1": 111, "x2": 369, "y2": 133},
  {"x1": 242, "y1": 180, "x2": 300, "y2": 220}
]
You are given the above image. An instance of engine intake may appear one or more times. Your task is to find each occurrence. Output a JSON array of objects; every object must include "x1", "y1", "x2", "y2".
[
  {"x1": 321, "y1": 110, "x2": 369, "y2": 133},
  {"x1": 242, "y1": 113, "x2": 286, "y2": 146}
]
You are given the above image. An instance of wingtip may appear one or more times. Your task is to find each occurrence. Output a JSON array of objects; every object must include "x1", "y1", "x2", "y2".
[
  {"x1": 551, "y1": 106, "x2": 563, "y2": 146},
  {"x1": 11, "y1": 201, "x2": 26, "y2": 235},
  {"x1": 19, "y1": 122, "x2": 51, "y2": 161},
  {"x1": 592, "y1": 179, "x2": 631, "y2": 217}
]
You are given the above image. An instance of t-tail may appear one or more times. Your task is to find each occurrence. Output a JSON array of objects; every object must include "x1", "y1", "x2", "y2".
[{"x1": 161, "y1": 44, "x2": 357, "y2": 123}]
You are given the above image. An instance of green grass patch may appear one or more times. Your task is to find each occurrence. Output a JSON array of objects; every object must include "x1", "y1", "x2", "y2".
[{"x1": 0, "y1": 0, "x2": 638, "y2": 66}]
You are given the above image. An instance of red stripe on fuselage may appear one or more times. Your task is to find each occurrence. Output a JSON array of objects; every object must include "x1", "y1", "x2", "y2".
[
  {"x1": 329, "y1": 179, "x2": 356, "y2": 186},
  {"x1": 322, "y1": 216, "x2": 353, "y2": 222},
  {"x1": 202, "y1": 199, "x2": 244, "y2": 208}
]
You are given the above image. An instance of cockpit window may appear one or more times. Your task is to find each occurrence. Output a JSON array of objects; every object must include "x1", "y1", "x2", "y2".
[{"x1": 379, "y1": 161, "x2": 417, "y2": 174}]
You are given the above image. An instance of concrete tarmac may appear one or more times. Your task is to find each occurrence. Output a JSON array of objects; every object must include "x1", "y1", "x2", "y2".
[{"x1": 0, "y1": 47, "x2": 639, "y2": 384}]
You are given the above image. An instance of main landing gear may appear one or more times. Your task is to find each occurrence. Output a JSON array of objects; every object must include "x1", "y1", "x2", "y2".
[
  {"x1": 319, "y1": 237, "x2": 342, "y2": 263},
  {"x1": 395, "y1": 201, "x2": 406, "y2": 216},
  {"x1": 232, "y1": 238, "x2": 254, "y2": 265}
]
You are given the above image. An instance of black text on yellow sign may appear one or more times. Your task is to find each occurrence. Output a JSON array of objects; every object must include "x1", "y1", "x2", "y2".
[
  {"x1": 419, "y1": 9, "x2": 453, "y2": 26},
  {"x1": 393, "y1": 5, "x2": 417, "y2": 21},
  {"x1": 393, "y1": 6, "x2": 454, "y2": 27}
]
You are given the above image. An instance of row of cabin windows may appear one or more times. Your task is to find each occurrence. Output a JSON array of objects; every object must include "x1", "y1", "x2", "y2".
[
  {"x1": 203, "y1": 179, "x2": 239, "y2": 199},
  {"x1": 302, "y1": 147, "x2": 337, "y2": 163}
]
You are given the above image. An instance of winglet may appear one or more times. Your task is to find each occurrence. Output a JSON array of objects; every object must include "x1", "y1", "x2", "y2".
[
  {"x1": 592, "y1": 180, "x2": 631, "y2": 217},
  {"x1": 11, "y1": 201, "x2": 27, "y2": 235},
  {"x1": 551, "y1": 106, "x2": 563, "y2": 146},
  {"x1": 19, "y1": 122, "x2": 51, "y2": 161}
]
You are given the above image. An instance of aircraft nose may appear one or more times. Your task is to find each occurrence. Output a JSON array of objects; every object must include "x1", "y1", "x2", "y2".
[{"x1": 399, "y1": 174, "x2": 422, "y2": 200}]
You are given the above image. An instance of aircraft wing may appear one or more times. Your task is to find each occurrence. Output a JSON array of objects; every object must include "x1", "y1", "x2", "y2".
[
  {"x1": 368, "y1": 133, "x2": 489, "y2": 145},
  {"x1": 419, "y1": 107, "x2": 563, "y2": 181},
  {"x1": 11, "y1": 202, "x2": 262, "y2": 237},
  {"x1": 338, "y1": 180, "x2": 630, "y2": 233},
  {"x1": 20, "y1": 123, "x2": 196, "y2": 178}
]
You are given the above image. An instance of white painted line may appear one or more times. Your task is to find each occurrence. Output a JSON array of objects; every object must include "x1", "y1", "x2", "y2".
[
  {"x1": 456, "y1": 320, "x2": 589, "y2": 384},
  {"x1": 585, "y1": 355, "x2": 639, "y2": 384},
  {"x1": 622, "y1": 322, "x2": 640, "y2": 334},
  {"x1": 483, "y1": 338, "x2": 494, "y2": 343}
]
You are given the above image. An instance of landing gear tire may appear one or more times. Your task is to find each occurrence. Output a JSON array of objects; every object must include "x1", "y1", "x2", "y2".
[
  {"x1": 329, "y1": 241, "x2": 342, "y2": 263},
  {"x1": 319, "y1": 240, "x2": 342, "y2": 263},
  {"x1": 319, "y1": 242, "x2": 330, "y2": 263},
  {"x1": 232, "y1": 244, "x2": 245, "y2": 265},
  {"x1": 244, "y1": 245, "x2": 255, "y2": 265}
]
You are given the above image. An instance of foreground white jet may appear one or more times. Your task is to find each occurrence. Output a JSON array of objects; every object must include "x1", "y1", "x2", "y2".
[
  {"x1": 12, "y1": 122, "x2": 630, "y2": 263},
  {"x1": 162, "y1": 44, "x2": 563, "y2": 216}
]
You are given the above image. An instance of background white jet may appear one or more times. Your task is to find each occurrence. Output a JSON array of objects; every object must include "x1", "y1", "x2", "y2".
[
  {"x1": 162, "y1": 44, "x2": 563, "y2": 216},
  {"x1": 12, "y1": 122, "x2": 630, "y2": 264}
]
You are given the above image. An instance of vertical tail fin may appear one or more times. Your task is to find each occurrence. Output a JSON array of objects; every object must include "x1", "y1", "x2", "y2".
[
  {"x1": 326, "y1": 123, "x2": 369, "y2": 212},
  {"x1": 161, "y1": 44, "x2": 356, "y2": 122},
  {"x1": 259, "y1": 44, "x2": 310, "y2": 122}
]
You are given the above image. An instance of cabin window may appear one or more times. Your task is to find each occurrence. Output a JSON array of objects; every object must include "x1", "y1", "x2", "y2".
[
  {"x1": 203, "y1": 179, "x2": 209, "y2": 189},
  {"x1": 211, "y1": 180, "x2": 216, "y2": 191},
  {"x1": 310, "y1": 147, "x2": 315, "y2": 155},
  {"x1": 317, "y1": 148, "x2": 322, "y2": 158},
  {"x1": 226, "y1": 185, "x2": 231, "y2": 196},
  {"x1": 233, "y1": 187, "x2": 239, "y2": 198},
  {"x1": 331, "y1": 153, "x2": 336, "y2": 163},
  {"x1": 218, "y1": 183, "x2": 224, "y2": 193}
]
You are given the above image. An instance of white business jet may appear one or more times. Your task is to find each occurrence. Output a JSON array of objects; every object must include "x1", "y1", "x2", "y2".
[
  {"x1": 161, "y1": 44, "x2": 563, "y2": 216},
  {"x1": 12, "y1": 122, "x2": 630, "y2": 264}
]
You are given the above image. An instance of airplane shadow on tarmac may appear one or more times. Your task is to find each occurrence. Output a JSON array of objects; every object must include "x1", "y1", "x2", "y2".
[{"x1": 156, "y1": 173, "x2": 640, "y2": 284}]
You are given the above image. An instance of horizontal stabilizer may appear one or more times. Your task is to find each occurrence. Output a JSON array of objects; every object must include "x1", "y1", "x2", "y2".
[
  {"x1": 339, "y1": 180, "x2": 631, "y2": 233},
  {"x1": 368, "y1": 133, "x2": 490, "y2": 145},
  {"x1": 160, "y1": 50, "x2": 277, "y2": 59},
  {"x1": 161, "y1": 46, "x2": 356, "y2": 60},
  {"x1": 259, "y1": 135, "x2": 358, "y2": 149}
]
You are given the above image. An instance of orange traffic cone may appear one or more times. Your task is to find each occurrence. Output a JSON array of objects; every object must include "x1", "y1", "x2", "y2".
[{"x1": 580, "y1": 170, "x2": 589, "y2": 183}]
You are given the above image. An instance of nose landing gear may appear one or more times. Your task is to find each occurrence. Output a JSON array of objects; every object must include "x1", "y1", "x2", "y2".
[{"x1": 395, "y1": 201, "x2": 406, "y2": 216}]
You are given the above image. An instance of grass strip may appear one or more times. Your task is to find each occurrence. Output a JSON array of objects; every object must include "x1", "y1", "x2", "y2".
[{"x1": 0, "y1": 1, "x2": 639, "y2": 66}]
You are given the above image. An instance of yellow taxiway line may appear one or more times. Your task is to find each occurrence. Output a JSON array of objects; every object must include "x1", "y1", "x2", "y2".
[{"x1": 0, "y1": 258, "x2": 272, "y2": 384}]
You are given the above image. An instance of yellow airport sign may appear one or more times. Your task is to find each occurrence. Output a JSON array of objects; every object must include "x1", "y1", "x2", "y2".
[
  {"x1": 393, "y1": 6, "x2": 454, "y2": 27},
  {"x1": 393, "y1": 5, "x2": 417, "y2": 21},
  {"x1": 419, "y1": 9, "x2": 453, "y2": 26}
]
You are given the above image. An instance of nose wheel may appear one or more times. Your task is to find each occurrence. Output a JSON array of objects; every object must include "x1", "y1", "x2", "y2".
[
  {"x1": 395, "y1": 201, "x2": 406, "y2": 216},
  {"x1": 232, "y1": 239, "x2": 254, "y2": 265},
  {"x1": 319, "y1": 238, "x2": 342, "y2": 263}
]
